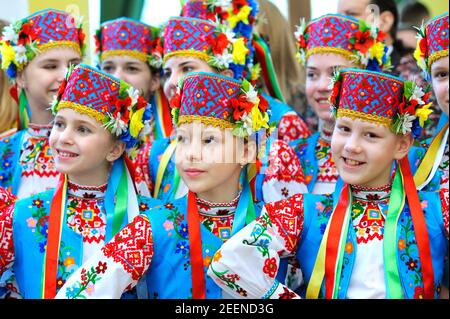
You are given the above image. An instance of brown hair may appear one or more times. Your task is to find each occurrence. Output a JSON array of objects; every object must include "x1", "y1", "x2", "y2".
[
  {"x1": 255, "y1": 0, "x2": 305, "y2": 105},
  {"x1": 0, "y1": 19, "x2": 18, "y2": 133}
]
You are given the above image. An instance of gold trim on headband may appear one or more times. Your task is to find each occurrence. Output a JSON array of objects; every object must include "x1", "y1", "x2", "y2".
[
  {"x1": 337, "y1": 108, "x2": 392, "y2": 127},
  {"x1": 428, "y1": 49, "x2": 449, "y2": 69},
  {"x1": 56, "y1": 101, "x2": 108, "y2": 124},
  {"x1": 178, "y1": 115, "x2": 234, "y2": 129},
  {"x1": 38, "y1": 41, "x2": 82, "y2": 56},
  {"x1": 101, "y1": 50, "x2": 148, "y2": 63},
  {"x1": 306, "y1": 47, "x2": 353, "y2": 61},
  {"x1": 163, "y1": 50, "x2": 210, "y2": 64}
]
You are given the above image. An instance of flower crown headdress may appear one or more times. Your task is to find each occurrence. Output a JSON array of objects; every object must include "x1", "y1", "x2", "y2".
[
  {"x1": 329, "y1": 68, "x2": 433, "y2": 139},
  {"x1": 169, "y1": 71, "x2": 272, "y2": 138},
  {"x1": 95, "y1": 17, "x2": 163, "y2": 70},
  {"x1": 0, "y1": 9, "x2": 86, "y2": 81},
  {"x1": 51, "y1": 64, "x2": 152, "y2": 153},
  {"x1": 295, "y1": 14, "x2": 391, "y2": 71},
  {"x1": 414, "y1": 13, "x2": 449, "y2": 79}
]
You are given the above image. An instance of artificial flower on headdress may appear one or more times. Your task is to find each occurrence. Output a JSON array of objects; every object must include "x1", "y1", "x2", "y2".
[
  {"x1": 294, "y1": 18, "x2": 308, "y2": 65},
  {"x1": 347, "y1": 20, "x2": 390, "y2": 71},
  {"x1": 328, "y1": 69, "x2": 342, "y2": 118},
  {"x1": 413, "y1": 21, "x2": 428, "y2": 75},
  {"x1": 392, "y1": 81, "x2": 433, "y2": 138}
]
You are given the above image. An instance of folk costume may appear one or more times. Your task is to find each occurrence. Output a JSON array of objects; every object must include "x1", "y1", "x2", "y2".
[
  {"x1": 54, "y1": 72, "x2": 298, "y2": 299},
  {"x1": 0, "y1": 64, "x2": 154, "y2": 299},
  {"x1": 289, "y1": 14, "x2": 392, "y2": 194},
  {"x1": 208, "y1": 69, "x2": 449, "y2": 299},
  {"x1": 412, "y1": 13, "x2": 449, "y2": 191}
]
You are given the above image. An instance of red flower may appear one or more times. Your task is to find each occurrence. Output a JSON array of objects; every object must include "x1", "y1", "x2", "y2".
[
  {"x1": 17, "y1": 23, "x2": 36, "y2": 45},
  {"x1": 278, "y1": 287, "x2": 297, "y2": 299},
  {"x1": 56, "y1": 79, "x2": 68, "y2": 100},
  {"x1": 298, "y1": 35, "x2": 307, "y2": 49},
  {"x1": 114, "y1": 97, "x2": 131, "y2": 121},
  {"x1": 230, "y1": 95, "x2": 254, "y2": 121},
  {"x1": 95, "y1": 261, "x2": 108, "y2": 274},
  {"x1": 419, "y1": 38, "x2": 427, "y2": 57},
  {"x1": 353, "y1": 30, "x2": 374, "y2": 54},
  {"x1": 376, "y1": 30, "x2": 386, "y2": 42},
  {"x1": 233, "y1": 0, "x2": 248, "y2": 13},
  {"x1": 414, "y1": 286, "x2": 424, "y2": 299},
  {"x1": 329, "y1": 80, "x2": 341, "y2": 107},
  {"x1": 169, "y1": 92, "x2": 181, "y2": 109},
  {"x1": 136, "y1": 96, "x2": 148, "y2": 110},
  {"x1": 208, "y1": 33, "x2": 230, "y2": 56},
  {"x1": 94, "y1": 35, "x2": 101, "y2": 53},
  {"x1": 258, "y1": 95, "x2": 268, "y2": 113},
  {"x1": 398, "y1": 97, "x2": 418, "y2": 115},
  {"x1": 78, "y1": 28, "x2": 86, "y2": 47},
  {"x1": 262, "y1": 257, "x2": 278, "y2": 278}
]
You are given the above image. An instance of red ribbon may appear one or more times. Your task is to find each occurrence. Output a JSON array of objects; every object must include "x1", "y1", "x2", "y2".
[
  {"x1": 159, "y1": 87, "x2": 174, "y2": 137},
  {"x1": 43, "y1": 173, "x2": 66, "y2": 299},
  {"x1": 325, "y1": 184, "x2": 349, "y2": 299},
  {"x1": 187, "y1": 191, "x2": 206, "y2": 299},
  {"x1": 399, "y1": 157, "x2": 435, "y2": 298}
]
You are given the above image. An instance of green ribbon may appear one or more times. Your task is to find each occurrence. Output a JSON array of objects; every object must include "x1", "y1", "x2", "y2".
[
  {"x1": 19, "y1": 89, "x2": 29, "y2": 130},
  {"x1": 383, "y1": 168, "x2": 405, "y2": 298},
  {"x1": 111, "y1": 162, "x2": 129, "y2": 236}
]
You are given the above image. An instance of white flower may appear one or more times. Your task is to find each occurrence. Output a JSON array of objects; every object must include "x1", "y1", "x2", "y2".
[
  {"x1": 241, "y1": 112, "x2": 254, "y2": 136},
  {"x1": 126, "y1": 86, "x2": 140, "y2": 105},
  {"x1": 399, "y1": 113, "x2": 416, "y2": 134},
  {"x1": 244, "y1": 84, "x2": 259, "y2": 104},
  {"x1": 139, "y1": 119, "x2": 154, "y2": 140},
  {"x1": 210, "y1": 51, "x2": 233, "y2": 68},
  {"x1": 212, "y1": 0, "x2": 232, "y2": 9},
  {"x1": 105, "y1": 114, "x2": 128, "y2": 137},
  {"x1": 410, "y1": 84, "x2": 425, "y2": 105},
  {"x1": 2, "y1": 25, "x2": 18, "y2": 43},
  {"x1": 223, "y1": 28, "x2": 236, "y2": 43},
  {"x1": 294, "y1": 18, "x2": 306, "y2": 39},
  {"x1": 13, "y1": 45, "x2": 27, "y2": 64}
]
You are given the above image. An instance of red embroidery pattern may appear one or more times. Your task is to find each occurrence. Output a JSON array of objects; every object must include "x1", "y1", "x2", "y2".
[
  {"x1": 277, "y1": 113, "x2": 311, "y2": 143},
  {"x1": 264, "y1": 194, "x2": 304, "y2": 252},
  {"x1": 440, "y1": 188, "x2": 449, "y2": 238},
  {"x1": 0, "y1": 201, "x2": 15, "y2": 274},
  {"x1": 264, "y1": 140, "x2": 305, "y2": 183},
  {"x1": 102, "y1": 215, "x2": 153, "y2": 281},
  {"x1": 133, "y1": 141, "x2": 154, "y2": 195}
]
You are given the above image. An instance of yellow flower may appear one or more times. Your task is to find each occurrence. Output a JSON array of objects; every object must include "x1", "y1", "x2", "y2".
[
  {"x1": 251, "y1": 106, "x2": 269, "y2": 131},
  {"x1": 413, "y1": 40, "x2": 427, "y2": 71},
  {"x1": 415, "y1": 102, "x2": 433, "y2": 127},
  {"x1": 0, "y1": 41, "x2": 17, "y2": 69},
  {"x1": 250, "y1": 63, "x2": 261, "y2": 81},
  {"x1": 129, "y1": 107, "x2": 145, "y2": 138},
  {"x1": 232, "y1": 38, "x2": 249, "y2": 65},
  {"x1": 227, "y1": 5, "x2": 252, "y2": 28},
  {"x1": 369, "y1": 41, "x2": 385, "y2": 65}
]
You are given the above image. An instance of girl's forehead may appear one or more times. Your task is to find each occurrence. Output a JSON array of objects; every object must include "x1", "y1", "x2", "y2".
[
  {"x1": 102, "y1": 54, "x2": 144, "y2": 65},
  {"x1": 178, "y1": 122, "x2": 225, "y2": 134},
  {"x1": 33, "y1": 47, "x2": 81, "y2": 63},
  {"x1": 164, "y1": 56, "x2": 209, "y2": 69},
  {"x1": 56, "y1": 108, "x2": 101, "y2": 125},
  {"x1": 307, "y1": 53, "x2": 351, "y2": 69}
]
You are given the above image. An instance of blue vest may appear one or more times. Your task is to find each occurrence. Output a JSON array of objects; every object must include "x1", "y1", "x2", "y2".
[
  {"x1": 11, "y1": 190, "x2": 153, "y2": 298},
  {"x1": 295, "y1": 189, "x2": 447, "y2": 299},
  {"x1": 142, "y1": 195, "x2": 286, "y2": 298},
  {"x1": 0, "y1": 130, "x2": 26, "y2": 194}
]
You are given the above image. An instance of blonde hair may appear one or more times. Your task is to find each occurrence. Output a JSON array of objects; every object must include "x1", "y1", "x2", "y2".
[
  {"x1": 255, "y1": 0, "x2": 305, "y2": 104},
  {"x1": 0, "y1": 19, "x2": 18, "y2": 133}
]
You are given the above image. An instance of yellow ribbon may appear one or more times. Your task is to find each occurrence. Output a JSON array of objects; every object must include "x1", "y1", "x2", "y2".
[{"x1": 153, "y1": 139, "x2": 177, "y2": 198}]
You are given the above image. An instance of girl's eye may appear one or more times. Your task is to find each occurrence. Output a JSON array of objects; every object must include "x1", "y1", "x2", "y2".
[
  {"x1": 306, "y1": 72, "x2": 317, "y2": 80},
  {"x1": 365, "y1": 132, "x2": 379, "y2": 139},
  {"x1": 182, "y1": 66, "x2": 194, "y2": 73},
  {"x1": 78, "y1": 126, "x2": 91, "y2": 134},
  {"x1": 337, "y1": 125, "x2": 350, "y2": 132},
  {"x1": 177, "y1": 135, "x2": 185, "y2": 143},
  {"x1": 54, "y1": 121, "x2": 64, "y2": 129},
  {"x1": 127, "y1": 67, "x2": 139, "y2": 72},
  {"x1": 203, "y1": 136, "x2": 215, "y2": 144},
  {"x1": 434, "y1": 71, "x2": 448, "y2": 79},
  {"x1": 43, "y1": 64, "x2": 57, "y2": 70},
  {"x1": 102, "y1": 66, "x2": 114, "y2": 72}
]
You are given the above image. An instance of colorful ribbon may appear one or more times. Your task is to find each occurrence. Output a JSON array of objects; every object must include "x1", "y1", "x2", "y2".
[{"x1": 154, "y1": 139, "x2": 177, "y2": 198}]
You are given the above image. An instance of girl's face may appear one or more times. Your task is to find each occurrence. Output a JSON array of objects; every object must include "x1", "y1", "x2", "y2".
[
  {"x1": 17, "y1": 47, "x2": 81, "y2": 124},
  {"x1": 50, "y1": 108, "x2": 125, "y2": 186},
  {"x1": 306, "y1": 53, "x2": 353, "y2": 124},
  {"x1": 163, "y1": 56, "x2": 216, "y2": 99},
  {"x1": 101, "y1": 55, "x2": 160, "y2": 101},
  {"x1": 175, "y1": 122, "x2": 255, "y2": 202},
  {"x1": 331, "y1": 117, "x2": 412, "y2": 188},
  {"x1": 431, "y1": 56, "x2": 449, "y2": 115}
]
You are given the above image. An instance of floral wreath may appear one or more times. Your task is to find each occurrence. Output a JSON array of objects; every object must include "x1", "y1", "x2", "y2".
[
  {"x1": 207, "y1": 22, "x2": 248, "y2": 70},
  {"x1": 413, "y1": 21, "x2": 429, "y2": 78},
  {"x1": 328, "y1": 69, "x2": 433, "y2": 139},
  {"x1": 51, "y1": 65, "x2": 152, "y2": 150},
  {"x1": 295, "y1": 18, "x2": 391, "y2": 71},
  {"x1": 169, "y1": 77, "x2": 273, "y2": 138},
  {"x1": 0, "y1": 16, "x2": 85, "y2": 81}
]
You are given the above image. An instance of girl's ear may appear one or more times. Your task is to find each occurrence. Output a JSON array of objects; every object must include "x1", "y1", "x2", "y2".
[
  {"x1": 16, "y1": 71, "x2": 26, "y2": 90},
  {"x1": 220, "y1": 69, "x2": 234, "y2": 79},
  {"x1": 148, "y1": 71, "x2": 161, "y2": 94},
  {"x1": 393, "y1": 133, "x2": 414, "y2": 160},
  {"x1": 106, "y1": 140, "x2": 126, "y2": 162}
]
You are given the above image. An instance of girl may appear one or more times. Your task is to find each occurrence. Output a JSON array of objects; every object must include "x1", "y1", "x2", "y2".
[
  {"x1": 413, "y1": 13, "x2": 449, "y2": 192},
  {"x1": 208, "y1": 68, "x2": 448, "y2": 299},
  {"x1": 95, "y1": 17, "x2": 169, "y2": 141},
  {"x1": 0, "y1": 9, "x2": 85, "y2": 198},
  {"x1": 0, "y1": 63, "x2": 153, "y2": 298},
  {"x1": 54, "y1": 71, "x2": 305, "y2": 299},
  {"x1": 289, "y1": 13, "x2": 391, "y2": 194}
]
